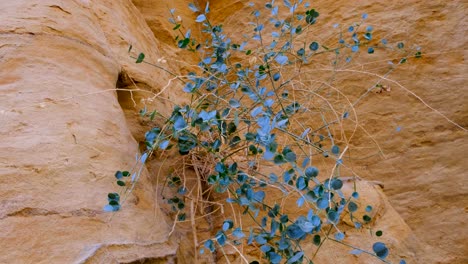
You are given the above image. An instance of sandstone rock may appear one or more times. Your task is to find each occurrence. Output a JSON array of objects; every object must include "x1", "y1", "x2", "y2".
[
  {"x1": 1, "y1": 0, "x2": 466, "y2": 263},
  {"x1": 0, "y1": 1, "x2": 178, "y2": 263}
]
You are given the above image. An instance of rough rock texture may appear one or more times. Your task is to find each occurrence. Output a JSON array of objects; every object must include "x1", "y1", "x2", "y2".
[
  {"x1": 0, "y1": 0, "x2": 179, "y2": 263},
  {"x1": 1, "y1": 0, "x2": 466, "y2": 263}
]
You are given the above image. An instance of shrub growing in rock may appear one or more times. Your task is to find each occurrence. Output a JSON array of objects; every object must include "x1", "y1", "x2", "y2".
[{"x1": 105, "y1": 1, "x2": 421, "y2": 263}]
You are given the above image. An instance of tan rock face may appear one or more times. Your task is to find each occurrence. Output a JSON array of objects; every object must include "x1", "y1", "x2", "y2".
[
  {"x1": 0, "y1": 0, "x2": 178, "y2": 263},
  {"x1": 1, "y1": 0, "x2": 466, "y2": 264}
]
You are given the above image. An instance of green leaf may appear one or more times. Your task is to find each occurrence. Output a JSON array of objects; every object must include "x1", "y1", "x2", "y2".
[
  {"x1": 177, "y1": 202, "x2": 185, "y2": 209},
  {"x1": 280, "y1": 214, "x2": 289, "y2": 223},
  {"x1": 273, "y1": 154, "x2": 287, "y2": 165},
  {"x1": 363, "y1": 215, "x2": 372, "y2": 222},
  {"x1": 108, "y1": 193, "x2": 120, "y2": 201},
  {"x1": 178, "y1": 38, "x2": 190, "y2": 49},
  {"x1": 227, "y1": 122, "x2": 237, "y2": 135},
  {"x1": 229, "y1": 136, "x2": 241, "y2": 146},
  {"x1": 173, "y1": 24, "x2": 181, "y2": 30},
  {"x1": 178, "y1": 213, "x2": 186, "y2": 221},
  {"x1": 313, "y1": 234, "x2": 321, "y2": 246},
  {"x1": 136, "y1": 53, "x2": 145, "y2": 63},
  {"x1": 117, "y1": 180, "x2": 126, "y2": 186},
  {"x1": 149, "y1": 110, "x2": 157, "y2": 120}
]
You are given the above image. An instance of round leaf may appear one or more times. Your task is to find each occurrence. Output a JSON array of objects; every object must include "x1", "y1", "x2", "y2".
[
  {"x1": 305, "y1": 167, "x2": 319, "y2": 177},
  {"x1": 309, "y1": 42, "x2": 319, "y2": 51},
  {"x1": 372, "y1": 242, "x2": 389, "y2": 259},
  {"x1": 348, "y1": 201, "x2": 358, "y2": 212}
]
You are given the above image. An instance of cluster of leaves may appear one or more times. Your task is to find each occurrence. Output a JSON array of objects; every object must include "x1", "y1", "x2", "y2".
[{"x1": 104, "y1": 1, "x2": 422, "y2": 263}]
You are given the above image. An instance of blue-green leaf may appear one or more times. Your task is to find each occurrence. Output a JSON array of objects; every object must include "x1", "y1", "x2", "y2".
[
  {"x1": 254, "y1": 191, "x2": 265, "y2": 203},
  {"x1": 309, "y1": 41, "x2": 319, "y2": 51},
  {"x1": 296, "y1": 197, "x2": 305, "y2": 207},
  {"x1": 115, "y1": 171, "x2": 123, "y2": 179},
  {"x1": 286, "y1": 224, "x2": 306, "y2": 239},
  {"x1": 229, "y1": 99, "x2": 240, "y2": 108},
  {"x1": 140, "y1": 153, "x2": 148, "y2": 163},
  {"x1": 348, "y1": 201, "x2": 358, "y2": 212},
  {"x1": 334, "y1": 232, "x2": 345, "y2": 241},
  {"x1": 188, "y1": 3, "x2": 199, "y2": 12},
  {"x1": 275, "y1": 55, "x2": 288, "y2": 65},
  {"x1": 269, "y1": 252, "x2": 282, "y2": 263},
  {"x1": 260, "y1": 244, "x2": 271, "y2": 253},
  {"x1": 233, "y1": 228, "x2": 245, "y2": 238},
  {"x1": 159, "y1": 140, "x2": 170, "y2": 150},
  {"x1": 255, "y1": 234, "x2": 267, "y2": 244},
  {"x1": 305, "y1": 167, "x2": 319, "y2": 177},
  {"x1": 174, "y1": 116, "x2": 186, "y2": 130},
  {"x1": 331, "y1": 179, "x2": 343, "y2": 190},
  {"x1": 373, "y1": 242, "x2": 389, "y2": 259},
  {"x1": 287, "y1": 251, "x2": 304, "y2": 263},
  {"x1": 251, "y1": 106, "x2": 263, "y2": 117},
  {"x1": 273, "y1": 72, "x2": 280, "y2": 81},
  {"x1": 331, "y1": 145, "x2": 340, "y2": 155},
  {"x1": 103, "y1": 204, "x2": 116, "y2": 212},
  {"x1": 204, "y1": 239, "x2": 215, "y2": 252},
  {"x1": 222, "y1": 220, "x2": 233, "y2": 231},
  {"x1": 196, "y1": 14, "x2": 206, "y2": 22}
]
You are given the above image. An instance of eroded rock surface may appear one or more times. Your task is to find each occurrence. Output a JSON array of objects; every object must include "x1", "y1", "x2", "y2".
[
  {"x1": 0, "y1": 1, "x2": 178, "y2": 263},
  {"x1": 1, "y1": 0, "x2": 466, "y2": 263}
]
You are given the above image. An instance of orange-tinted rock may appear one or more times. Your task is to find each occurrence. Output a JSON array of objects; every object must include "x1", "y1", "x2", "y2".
[
  {"x1": 1, "y1": 0, "x2": 466, "y2": 263},
  {"x1": 0, "y1": 0, "x2": 177, "y2": 263}
]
